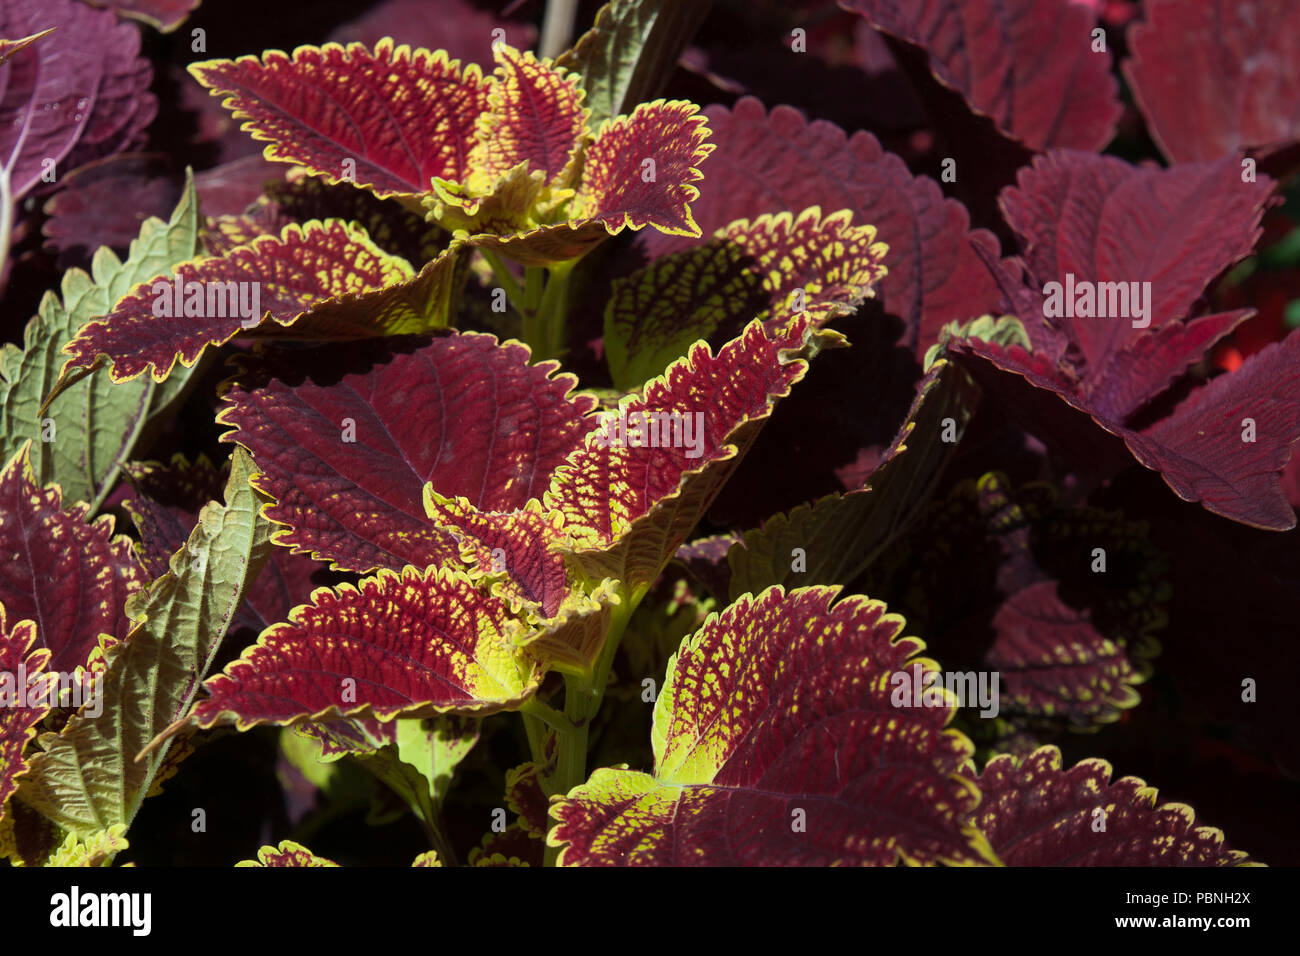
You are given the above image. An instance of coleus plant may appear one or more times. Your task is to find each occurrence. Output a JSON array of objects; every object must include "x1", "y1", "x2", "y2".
[{"x1": 0, "y1": 0, "x2": 1294, "y2": 868}]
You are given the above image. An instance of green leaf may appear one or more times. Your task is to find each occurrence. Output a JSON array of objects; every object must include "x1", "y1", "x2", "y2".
[
  {"x1": 395, "y1": 715, "x2": 481, "y2": 815},
  {"x1": 556, "y1": 0, "x2": 712, "y2": 131},
  {"x1": 42, "y1": 825, "x2": 130, "y2": 868},
  {"x1": 0, "y1": 172, "x2": 202, "y2": 510},
  {"x1": 15, "y1": 447, "x2": 273, "y2": 835}
]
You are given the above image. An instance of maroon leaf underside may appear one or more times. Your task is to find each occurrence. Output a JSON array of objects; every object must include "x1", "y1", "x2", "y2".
[
  {"x1": 194, "y1": 154, "x2": 286, "y2": 217},
  {"x1": 218, "y1": 333, "x2": 597, "y2": 573},
  {"x1": 638, "y1": 97, "x2": 1005, "y2": 359},
  {"x1": 997, "y1": 151, "x2": 1275, "y2": 408},
  {"x1": 953, "y1": 325, "x2": 1300, "y2": 531},
  {"x1": 42, "y1": 154, "x2": 180, "y2": 261},
  {"x1": 0, "y1": 0, "x2": 155, "y2": 200},
  {"x1": 945, "y1": 151, "x2": 1294, "y2": 528},
  {"x1": 672, "y1": 533, "x2": 738, "y2": 602},
  {"x1": 1124, "y1": 0, "x2": 1300, "y2": 163},
  {"x1": 840, "y1": 0, "x2": 1121, "y2": 152}
]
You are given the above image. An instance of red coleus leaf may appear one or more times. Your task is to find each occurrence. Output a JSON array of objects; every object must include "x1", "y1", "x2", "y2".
[
  {"x1": 421, "y1": 495, "x2": 571, "y2": 619},
  {"x1": 60, "y1": 220, "x2": 464, "y2": 384},
  {"x1": 195, "y1": 38, "x2": 713, "y2": 265},
  {"x1": 219, "y1": 333, "x2": 597, "y2": 574},
  {"x1": 236, "y1": 839, "x2": 338, "y2": 867},
  {"x1": 184, "y1": 564, "x2": 544, "y2": 732},
  {"x1": 0, "y1": 0, "x2": 155, "y2": 201},
  {"x1": 420, "y1": 488, "x2": 620, "y2": 672},
  {"x1": 408, "y1": 319, "x2": 825, "y2": 670},
  {"x1": 975, "y1": 747, "x2": 1256, "y2": 865},
  {"x1": 0, "y1": 445, "x2": 146, "y2": 673},
  {"x1": 576, "y1": 98, "x2": 708, "y2": 237},
  {"x1": 949, "y1": 151, "x2": 1298, "y2": 528},
  {"x1": 41, "y1": 154, "x2": 180, "y2": 263},
  {"x1": 0, "y1": 609, "x2": 51, "y2": 823},
  {"x1": 506, "y1": 750, "x2": 554, "y2": 838},
  {"x1": 190, "y1": 40, "x2": 491, "y2": 198},
  {"x1": 297, "y1": 716, "x2": 397, "y2": 760},
  {"x1": 641, "y1": 98, "x2": 1004, "y2": 358},
  {"x1": 464, "y1": 97, "x2": 713, "y2": 266},
  {"x1": 956, "y1": 327, "x2": 1300, "y2": 530},
  {"x1": 1124, "y1": 0, "x2": 1300, "y2": 163},
  {"x1": 550, "y1": 586, "x2": 995, "y2": 866},
  {"x1": 604, "y1": 206, "x2": 888, "y2": 389},
  {"x1": 841, "y1": 0, "x2": 1121, "y2": 151},
  {"x1": 547, "y1": 319, "x2": 816, "y2": 590},
  {"x1": 468, "y1": 45, "x2": 587, "y2": 189},
  {"x1": 997, "y1": 151, "x2": 1272, "y2": 389},
  {"x1": 470, "y1": 823, "x2": 543, "y2": 867}
]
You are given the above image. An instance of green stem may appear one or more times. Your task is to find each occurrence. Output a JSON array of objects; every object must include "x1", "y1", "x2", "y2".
[
  {"x1": 542, "y1": 586, "x2": 645, "y2": 866},
  {"x1": 520, "y1": 695, "x2": 574, "y2": 734},
  {"x1": 480, "y1": 248, "x2": 524, "y2": 307},
  {"x1": 521, "y1": 711, "x2": 547, "y2": 765},
  {"x1": 538, "y1": 259, "x2": 576, "y2": 361},
  {"x1": 515, "y1": 261, "x2": 577, "y2": 362},
  {"x1": 520, "y1": 266, "x2": 547, "y2": 351},
  {"x1": 524, "y1": 267, "x2": 547, "y2": 312}
]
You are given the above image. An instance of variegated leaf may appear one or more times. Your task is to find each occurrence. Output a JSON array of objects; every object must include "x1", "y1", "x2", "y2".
[{"x1": 550, "y1": 586, "x2": 995, "y2": 866}]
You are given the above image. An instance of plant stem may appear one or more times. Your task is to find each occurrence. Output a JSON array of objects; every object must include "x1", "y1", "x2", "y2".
[
  {"x1": 480, "y1": 247, "x2": 524, "y2": 307},
  {"x1": 516, "y1": 261, "x2": 577, "y2": 362},
  {"x1": 521, "y1": 711, "x2": 547, "y2": 765},
  {"x1": 541, "y1": 259, "x2": 576, "y2": 360},
  {"x1": 524, "y1": 266, "x2": 546, "y2": 312},
  {"x1": 0, "y1": 171, "x2": 14, "y2": 301},
  {"x1": 539, "y1": 0, "x2": 580, "y2": 58},
  {"x1": 541, "y1": 587, "x2": 644, "y2": 866},
  {"x1": 520, "y1": 695, "x2": 573, "y2": 734}
]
